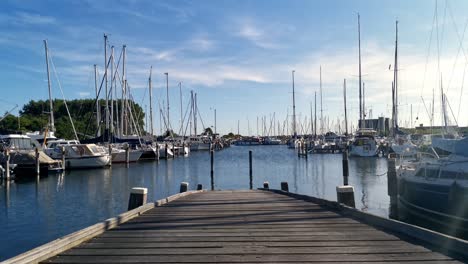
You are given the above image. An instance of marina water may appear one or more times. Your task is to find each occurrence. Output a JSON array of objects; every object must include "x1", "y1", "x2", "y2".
[{"x1": 0, "y1": 145, "x2": 389, "y2": 261}]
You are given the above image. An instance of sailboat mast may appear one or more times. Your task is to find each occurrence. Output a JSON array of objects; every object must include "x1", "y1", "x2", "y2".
[
  {"x1": 320, "y1": 66, "x2": 323, "y2": 135},
  {"x1": 363, "y1": 82, "x2": 366, "y2": 126},
  {"x1": 310, "y1": 102, "x2": 313, "y2": 137},
  {"x1": 110, "y1": 46, "x2": 114, "y2": 136},
  {"x1": 393, "y1": 20, "x2": 399, "y2": 132},
  {"x1": 149, "y1": 66, "x2": 154, "y2": 136},
  {"x1": 292, "y1": 70, "x2": 297, "y2": 138},
  {"x1": 165, "y1": 72, "x2": 170, "y2": 132},
  {"x1": 43, "y1": 40, "x2": 55, "y2": 132},
  {"x1": 104, "y1": 34, "x2": 109, "y2": 134},
  {"x1": 94, "y1": 64, "x2": 100, "y2": 136},
  {"x1": 344, "y1": 78, "x2": 348, "y2": 135},
  {"x1": 179, "y1": 82, "x2": 183, "y2": 134},
  {"x1": 314, "y1": 91, "x2": 317, "y2": 137},
  {"x1": 121, "y1": 45, "x2": 126, "y2": 137},
  {"x1": 358, "y1": 13, "x2": 363, "y2": 128}
]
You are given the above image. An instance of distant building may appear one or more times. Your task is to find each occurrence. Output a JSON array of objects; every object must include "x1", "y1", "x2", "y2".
[{"x1": 358, "y1": 117, "x2": 390, "y2": 136}]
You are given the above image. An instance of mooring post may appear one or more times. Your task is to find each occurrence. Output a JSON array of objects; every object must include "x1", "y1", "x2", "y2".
[
  {"x1": 197, "y1": 184, "x2": 203, "y2": 190},
  {"x1": 387, "y1": 158, "x2": 398, "y2": 197},
  {"x1": 180, "y1": 182, "x2": 189, "y2": 193},
  {"x1": 61, "y1": 146, "x2": 66, "y2": 171},
  {"x1": 336, "y1": 185, "x2": 355, "y2": 208},
  {"x1": 297, "y1": 142, "x2": 301, "y2": 158},
  {"x1": 263, "y1": 181, "x2": 269, "y2": 189},
  {"x1": 5, "y1": 149, "x2": 10, "y2": 179},
  {"x1": 35, "y1": 147, "x2": 40, "y2": 176},
  {"x1": 342, "y1": 149, "x2": 349, "y2": 185},
  {"x1": 281, "y1": 181, "x2": 289, "y2": 192},
  {"x1": 210, "y1": 149, "x2": 214, "y2": 191},
  {"x1": 304, "y1": 142, "x2": 308, "y2": 159},
  {"x1": 125, "y1": 145, "x2": 130, "y2": 164},
  {"x1": 108, "y1": 144, "x2": 112, "y2": 166},
  {"x1": 156, "y1": 144, "x2": 160, "y2": 161},
  {"x1": 165, "y1": 143, "x2": 168, "y2": 159},
  {"x1": 249, "y1": 150, "x2": 253, "y2": 190},
  {"x1": 128, "y1": 187, "x2": 148, "y2": 211}
]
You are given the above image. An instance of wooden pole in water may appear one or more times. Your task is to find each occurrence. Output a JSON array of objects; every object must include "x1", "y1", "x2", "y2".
[
  {"x1": 35, "y1": 147, "x2": 40, "y2": 176},
  {"x1": 125, "y1": 145, "x2": 130, "y2": 164},
  {"x1": 61, "y1": 146, "x2": 66, "y2": 171},
  {"x1": 249, "y1": 150, "x2": 253, "y2": 190},
  {"x1": 5, "y1": 149, "x2": 10, "y2": 179},
  {"x1": 156, "y1": 144, "x2": 160, "y2": 161},
  {"x1": 342, "y1": 149, "x2": 349, "y2": 185},
  {"x1": 210, "y1": 150, "x2": 214, "y2": 190},
  {"x1": 108, "y1": 144, "x2": 112, "y2": 166}
]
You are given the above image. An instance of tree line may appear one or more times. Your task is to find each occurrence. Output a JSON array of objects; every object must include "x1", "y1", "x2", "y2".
[{"x1": 0, "y1": 99, "x2": 145, "y2": 140}]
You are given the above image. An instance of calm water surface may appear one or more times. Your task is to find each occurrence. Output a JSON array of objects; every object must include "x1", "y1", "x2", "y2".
[{"x1": 0, "y1": 145, "x2": 389, "y2": 260}]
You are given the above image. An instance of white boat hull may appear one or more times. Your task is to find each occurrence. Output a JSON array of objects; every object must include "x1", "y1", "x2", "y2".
[
  {"x1": 65, "y1": 155, "x2": 110, "y2": 169},
  {"x1": 111, "y1": 151, "x2": 143, "y2": 163}
]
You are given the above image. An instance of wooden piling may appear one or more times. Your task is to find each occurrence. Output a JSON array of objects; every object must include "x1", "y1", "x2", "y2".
[
  {"x1": 281, "y1": 181, "x2": 289, "y2": 192},
  {"x1": 342, "y1": 150, "x2": 349, "y2": 185},
  {"x1": 387, "y1": 158, "x2": 398, "y2": 197},
  {"x1": 249, "y1": 150, "x2": 253, "y2": 190},
  {"x1": 5, "y1": 149, "x2": 10, "y2": 179},
  {"x1": 180, "y1": 182, "x2": 189, "y2": 193},
  {"x1": 127, "y1": 187, "x2": 147, "y2": 211},
  {"x1": 35, "y1": 147, "x2": 40, "y2": 176},
  {"x1": 210, "y1": 150, "x2": 214, "y2": 191},
  {"x1": 165, "y1": 144, "x2": 168, "y2": 160},
  {"x1": 61, "y1": 146, "x2": 66, "y2": 171},
  {"x1": 125, "y1": 146, "x2": 130, "y2": 164},
  {"x1": 108, "y1": 144, "x2": 112, "y2": 166},
  {"x1": 156, "y1": 144, "x2": 160, "y2": 161},
  {"x1": 336, "y1": 185, "x2": 355, "y2": 208},
  {"x1": 196, "y1": 184, "x2": 203, "y2": 190}
]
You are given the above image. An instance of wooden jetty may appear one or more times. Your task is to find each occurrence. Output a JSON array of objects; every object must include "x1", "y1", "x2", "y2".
[{"x1": 5, "y1": 189, "x2": 468, "y2": 263}]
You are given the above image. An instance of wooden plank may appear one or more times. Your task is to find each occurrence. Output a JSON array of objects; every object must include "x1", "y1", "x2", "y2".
[
  {"x1": 60, "y1": 245, "x2": 432, "y2": 255},
  {"x1": 44, "y1": 252, "x2": 455, "y2": 263},
  {"x1": 77, "y1": 240, "x2": 414, "y2": 249},
  {"x1": 40, "y1": 190, "x2": 463, "y2": 264}
]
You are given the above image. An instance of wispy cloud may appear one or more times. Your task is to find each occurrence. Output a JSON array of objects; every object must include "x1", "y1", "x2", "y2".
[
  {"x1": 0, "y1": 12, "x2": 56, "y2": 25},
  {"x1": 234, "y1": 19, "x2": 284, "y2": 49}
]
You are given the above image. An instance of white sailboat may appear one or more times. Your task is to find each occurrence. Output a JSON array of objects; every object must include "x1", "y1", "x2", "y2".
[
  {"x1": 389, "y1": 20, "x2": 418, "y2": 157},
  {"x1": 350, "y1": 14, "x2": 379, "y2": 157}
]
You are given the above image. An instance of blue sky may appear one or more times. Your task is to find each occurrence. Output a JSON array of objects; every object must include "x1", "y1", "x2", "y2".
[{"x1": 2, "y1": 0, "x2": 468, "y2": 135}]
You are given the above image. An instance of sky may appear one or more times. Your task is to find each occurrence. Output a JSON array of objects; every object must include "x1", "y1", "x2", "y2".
[{"x1": 2, "y1": 0, "x2": 468, "y2": 136}]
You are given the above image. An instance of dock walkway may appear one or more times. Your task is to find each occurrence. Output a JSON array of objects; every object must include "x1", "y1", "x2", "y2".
[{"x1": 42, "y1": 190, "x2": 461, "y2": 263}]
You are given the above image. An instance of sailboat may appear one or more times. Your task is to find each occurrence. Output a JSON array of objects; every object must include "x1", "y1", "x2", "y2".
[
  {"x1": 41, "y1": 40, "x2": 111, "y2": 168},
  {"x1": 390, "y1": 21, "x2": 418, "y2": 157},
  {"x1": 349, "y1": 14, "x2": 379, "y2": 157}
]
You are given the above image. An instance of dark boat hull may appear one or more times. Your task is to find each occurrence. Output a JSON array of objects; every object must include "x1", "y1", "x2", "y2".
[{"x1": 398, "y1": 178, "x2": 468, "y2": 238}]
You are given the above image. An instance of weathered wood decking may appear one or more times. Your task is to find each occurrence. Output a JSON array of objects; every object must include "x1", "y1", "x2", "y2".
[{"x1": 42, "y1": 190, "x2": 462, "y2": 263}]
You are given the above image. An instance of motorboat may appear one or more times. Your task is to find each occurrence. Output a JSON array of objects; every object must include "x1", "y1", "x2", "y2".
[
  {"x1": 110, "y1": 145, "x2": 143, "y2": 163},
  {"x1": 349, "y1": 128, "x2": 379, "y2": 157},
  {"x1": 0, "y1": 134, "x2": 62, "y2": 176},
  {"x1": 188, "y1": 136, "x2": 211, "y2": 151},
  {"x1": 398, "y1": 151, "x2": 468, "y2": 237},
  {"x1": 44, "y1": 140, "x2": 110, "y2": 169}
]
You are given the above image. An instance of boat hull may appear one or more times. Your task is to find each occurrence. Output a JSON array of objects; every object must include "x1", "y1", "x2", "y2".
[
  {"x1": 111, "y1": 151, "x2": 142, "y2": 163},
  {"x1": 65, "y1": 155, "x2": 110, "y2": 169}
]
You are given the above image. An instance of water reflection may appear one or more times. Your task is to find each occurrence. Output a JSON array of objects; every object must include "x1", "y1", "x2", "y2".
[{"x1": 0, "y1": 145, "x2": 392, "y2": 260}]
